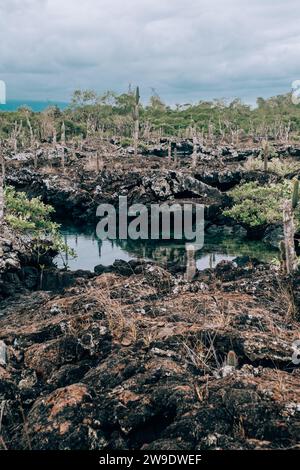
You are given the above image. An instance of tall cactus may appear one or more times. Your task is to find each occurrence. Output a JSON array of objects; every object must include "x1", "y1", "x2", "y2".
[
  {"x1": 292, "y1": 178, "x2": 299, "y2": 210},
  {"x1": 26, "y1": 114, "x2": 34, "y2": 147},
  {"x1": 191, "y1": 126, "x2": 198, "y2": 169},
  {"x1": 0, "y1": 151, "x2": 4, "y2": 222},
  {"x1": 281, "y1": 178, "x2": 299, "y2": 273},
  {"x1": 168, "y1": 139, "x2": 172, "y2": 162},
  {"x1": 61, "y1": 121, "x2": 66, "y2": 146},
  {"x1": 184, "y1": 244, "x2": 196, "y2": 281},
  {"x1": 279, "y1": 240, "x2": 287, "y2": 271},
  {"x1": 133, "y1": 86, "x2": 140, "y2": 158},
  {"x1": 53, "y1": 127, "x2": 57, "y2": 146}
]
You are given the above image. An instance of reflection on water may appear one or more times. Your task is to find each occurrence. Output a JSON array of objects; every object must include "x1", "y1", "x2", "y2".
[{"x1": 55, "y1": 226, "x2": 277, "y2": 272}]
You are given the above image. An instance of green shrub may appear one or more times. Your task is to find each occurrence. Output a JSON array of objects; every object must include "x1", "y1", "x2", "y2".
[
  {"x1": 138, "y1": 142, "x2": 149, "y2": 152},
  {"x1": 5, "y1": 186, "x2": 56, "y2": 231},
  {"x1": 223, "y1": 180, "x2": 300, "y2": 228},
  {"x1": 120, "y1": 137, "x2": 133, "y2": 148},
  {"x1": 4, "y1": 186, "x2": 74, "y2": 260}
]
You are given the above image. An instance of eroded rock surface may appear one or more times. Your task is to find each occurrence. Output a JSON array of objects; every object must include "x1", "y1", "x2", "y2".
[{"x1": 0, "y1": 259, "x2": 299, "y2": 450}]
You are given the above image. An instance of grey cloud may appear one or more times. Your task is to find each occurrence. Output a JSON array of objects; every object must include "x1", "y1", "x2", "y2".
[{"x1": 0, "y1": 0, "x2": 299, "y2": 103}]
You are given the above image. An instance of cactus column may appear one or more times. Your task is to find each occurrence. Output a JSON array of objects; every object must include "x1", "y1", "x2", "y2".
[
  {"x1": 61, "y1": 121, "x2": 66, "y2": 146},
  {"x1": 282, "y1": 200, "x2": 297, "y2": 273},
  {"x1": 191, "y1": 127, "x2": 198, "y2": 169},
  {"x1": 133, "y1": 87, "x2": 140, "y2": 158},
  {"x1": 0, "y1": 167, "x2": 3, "y2": 221},
  {"x1": 168, "y1": 140, "x2": 172, "y2": 163},
  {"x1": 0, "y1": 151, "x2": 4, "y2": 221},
  {"x1": 282, "y1": 179, "x2": 299, "y2": 274},
  {"x1": 185, "y1": 244, "x2": 197, "y2": 281}
]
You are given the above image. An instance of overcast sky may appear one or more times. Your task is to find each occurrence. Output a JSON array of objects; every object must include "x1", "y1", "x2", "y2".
[{"x1": 0, "y1": 0, "x2": 299, "y2": 104}]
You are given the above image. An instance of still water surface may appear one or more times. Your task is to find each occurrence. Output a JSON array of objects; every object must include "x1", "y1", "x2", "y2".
[{"x1": 55, "y1": 226, "x2": 277, "y2": 272}]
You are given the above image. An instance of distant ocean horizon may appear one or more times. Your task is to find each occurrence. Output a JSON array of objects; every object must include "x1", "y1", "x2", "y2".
[{"x1": 0, "y1": 99, "x2": 69, "y2": 112}]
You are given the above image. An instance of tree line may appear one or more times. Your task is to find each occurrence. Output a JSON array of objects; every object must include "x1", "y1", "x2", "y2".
[{"x1": 1, "y1": 88, "x2": 300, "y2": 150}]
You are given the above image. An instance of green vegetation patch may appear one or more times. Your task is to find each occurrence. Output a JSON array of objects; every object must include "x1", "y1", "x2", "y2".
[
  {"x1": 4, "y1": 186, "x2": 74, "y2": 259},
  {"x1": 223, "y1": 180, "x2": 300, "y2": 228}
]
